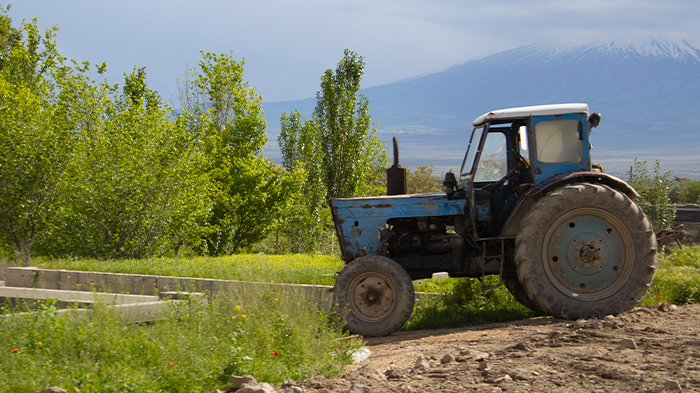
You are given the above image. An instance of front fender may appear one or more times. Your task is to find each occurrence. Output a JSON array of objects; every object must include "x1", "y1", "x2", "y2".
[{"x1": 500, "y1": 172, "x2": 638, "y2": 237}]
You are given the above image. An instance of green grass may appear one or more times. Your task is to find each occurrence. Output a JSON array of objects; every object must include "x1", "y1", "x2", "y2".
[
  {"x1": 0, "y1": 286, "x2": 361, "y2": 393},
  {"x1": 35, "y1": 254, "x2": 345, "y2": 286},
  {"x1": 640, "y1": 244, "x2": 700, "y2": 306}
]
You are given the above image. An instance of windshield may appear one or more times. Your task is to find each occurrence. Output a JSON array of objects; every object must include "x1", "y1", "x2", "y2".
[{"x1": 460, "y1": 126, "x2": 485, "y2": 180}]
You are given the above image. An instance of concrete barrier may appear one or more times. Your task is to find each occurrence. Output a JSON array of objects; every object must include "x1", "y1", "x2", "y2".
[{"x1": 4, "y1": 267, "x2": 336, "y2": 310}]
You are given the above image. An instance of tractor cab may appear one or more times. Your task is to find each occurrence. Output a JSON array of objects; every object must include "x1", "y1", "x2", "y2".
[{"x1": 453, "y1": 103, "x2": 601, "y2": 238}]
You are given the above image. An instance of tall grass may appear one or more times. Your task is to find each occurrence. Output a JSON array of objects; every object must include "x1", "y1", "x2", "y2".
[
  {"x1": 641, "y1": 244, "x2": 700, "y2": 306},
  {"x1": 35, "y1": 254, "x2": 344, "y2": 286},
  {"x1": 0, "y1": 286, "x2": 361, "y2": 393}
]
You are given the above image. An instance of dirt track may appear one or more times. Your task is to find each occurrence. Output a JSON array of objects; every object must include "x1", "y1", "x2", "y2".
[{"x1": 297, "y1": 303, "x2": 700, "y2": 393}]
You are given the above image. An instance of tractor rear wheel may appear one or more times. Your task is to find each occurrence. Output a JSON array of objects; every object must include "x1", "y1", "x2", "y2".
[
  {"x1": 504, "y1": 277, "x2": 540, "y2": 311},
  {"x1": 515, "y1": 183, "x2": 657, "y2": 319},
  {"x1": 334, "y1": 255, "x2": 415, "y2": 337}
]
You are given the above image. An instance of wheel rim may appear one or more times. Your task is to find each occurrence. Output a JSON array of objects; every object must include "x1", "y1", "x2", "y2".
[
  {"x1": 542, "y1": 207, "x2": 635, "y2": 301},
  {"x1": 348, "y1": 272, "x2": 397, "y2": 323}
]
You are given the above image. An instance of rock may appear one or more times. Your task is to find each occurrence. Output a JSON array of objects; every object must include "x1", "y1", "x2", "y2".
[
  {"x1": 474, "y1": 352, "x2": 490, "y2": 361},
  {"x1": 385, "y1": 367, "x2": 402, "y2": 379},
  {"x1": 231, "y1": 375, "x2": 257, "y2": 389},
  {"x1": 414, "y1": 356, "x2": 431, "y2": 371},
  {"x1": 494, "y1": 375, "x2": 512, "y2": 384},
  {"x1": 571, "y1": 319, "x2": 587, "y2": 329},
  {"x1": 341, "y1": 365, "x2": 385, "y2": 387},
  {"x1": 303, "y1": 375, "x2": 327, "y2": 389},
  {"x1": 511, "y1": 341, "x2": 533, "y2": 351},
  {"x1": 281, "y1": 379, "x2": 297, "y2": 388},
  {"x1": 207, "y1": 390, "x2": 224, "y2": 393},
  {"x1": 345, "y1": 382, "x2": 370, "y2": 393},
  {"x1": 670, "y1": 304, "x2": 679, "y2": 311},
  {"x1": 429, "y1": 355, "x2": 437, "y2": 361},
  {"x1": 664, "y1": 380, "x2": 682, "y2": 391},
  {"x1": 477, "y1": 360, "x2": 489, "y2": 371},
  {"x1": 440, "y1": 353, "x2": 455, "y2": 364},
  {"x1": 396, "y1": 383, "x2": 416, "y2": 393},
  {"x1": 292, "y1": 387, "x2": 303, "y2": 393},
  {"x1": 619, "y1": 338, "x2": 638, "y2": 350},
  {"x1": 508, "y1": 369, "x2": 534, "y2": 381},
  {"x1": 237, "y1": 383, "x2": 276, "y2": 393},
  {"x1": 36, "y1": 388, "x2": 67, "y2": 393}
]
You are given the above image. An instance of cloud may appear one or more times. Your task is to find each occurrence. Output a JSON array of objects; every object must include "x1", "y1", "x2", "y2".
[{"x1": 9, "y1": 0, "x2": 700, "y2": 103}]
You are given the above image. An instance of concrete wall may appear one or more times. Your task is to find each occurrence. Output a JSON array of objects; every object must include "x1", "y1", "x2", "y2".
[{"x1": 4, "y1": 267, "x2": 336, "y2": 310}]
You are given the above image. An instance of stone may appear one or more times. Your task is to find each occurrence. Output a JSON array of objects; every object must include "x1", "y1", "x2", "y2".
[
  {"x1": 494, "y1": 375, "x2": 512, "y2": 384},
  {"x1": 477, "y1": 360, "x2": 489, "y2": 371},
  {"x1": 385, "y1": 367, "x2": 402, "y2": 379},
  {"x1": 474, "y1": 352, "x2": 490, "y2": 361},
  {"x1": 231, "y1": 375, "x2": 257, "y2": 389},
  {"x1": 396, "y1": 383, "x2": 416, "y2": 393},
  {"x1": 414, "y1": 356, "x2": 431, "y2": 371},
  {"x1": 345, "y1": 382, "x2": 370, "y2": 393},
  {"x1": 237, "y1": 383, "x2": 276, "y2": 393},
  {"x1": 281, "y1": 379, "x2": 297, "y2": 388},
  {"x1": 207, "y1": 391, "x2": 224, "y2": 393},
  {"x1": 36, "y1": 388, "x2": 67, "y2": 393},
  {"x1": 664, "y1": 380, "x2": 682, "y2": 391},
  {"x1": 508, "y1": 368, "x2": 534, "y2": 381},
  {"x1": 619, "y1": 338, "x2": 638, "y2": 350},
  {"x1": 440, "y1": 353, "x2": 455, "y2": 364},
  {"x1": 511, "y1": 341, "x2": 533, "y2": 351},
  {"x1": 292, "y1": 387, "x2": 303, "y2": 393}
]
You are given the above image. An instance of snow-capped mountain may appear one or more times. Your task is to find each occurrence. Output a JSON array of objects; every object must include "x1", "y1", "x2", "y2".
[
  {"x1": 511, "y1": 38, "x2": 700, "y2": 65},
  {"x1": 264, "y1": 38, "x2": 700, "y2": 178}
]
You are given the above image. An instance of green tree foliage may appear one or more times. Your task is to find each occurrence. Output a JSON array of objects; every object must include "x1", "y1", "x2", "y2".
[
  {"x1": 179, "y1": 52, "x2": 302, "y2": 255},
  {"x1": 406, "y1": 164, "x2": 442, "y2": 194},
  {"x1": 669, "y1": 178, "x2": 700, "y2": 204},
  {"x1": 0, "y1": 8, "x2": 90, "y2": 265},
  {"x1": 278, "y1": 50, "x2": 387, "y2": 252},
  {"x1": 627, "y1": 159, "x2": 676, "y2": 231},
  {"x1": 38, "y1": 68, "x2": 213, "y2": 259}
]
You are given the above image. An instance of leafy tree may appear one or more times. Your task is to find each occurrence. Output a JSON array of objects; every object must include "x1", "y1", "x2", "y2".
[
  {"x1": 0, "y1": 8, "x2": 89, "y2": 265},
  {"x1": 278, "y1": 49, "x2": 387, "y2": 252},
  {"x1": 179, "y1": 52, "x2": 302, "y2": 255},
  {"x1": 670, "y1": 178, "x2": 700, "y2": 204},
  {"x1": 627, "y1": 159, "x2": 676, "y2": 231},
  {"x1": 37, "y1": 69, "x2": 213, "y2": 259},
  {"x1": 406, "y1": 164, "x2": 442, "y2": 194}
]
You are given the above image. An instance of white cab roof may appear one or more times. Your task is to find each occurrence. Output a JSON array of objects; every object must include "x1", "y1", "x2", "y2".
[{"x1": 473, "y1": 103, "x2": 589, "y2": 126}]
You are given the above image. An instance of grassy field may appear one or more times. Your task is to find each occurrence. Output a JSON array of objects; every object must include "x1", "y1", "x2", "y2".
[
  {"x1": 8, "y1": 245, "x2": 697, "y2": 391},
  {"x1": 0, "y1": 284, "x2": 362, "y2": 393}
]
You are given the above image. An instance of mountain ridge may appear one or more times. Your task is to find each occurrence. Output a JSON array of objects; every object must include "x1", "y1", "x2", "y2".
[{"x1": 263, "y1": 38, "x2": 700, "y2": 179}]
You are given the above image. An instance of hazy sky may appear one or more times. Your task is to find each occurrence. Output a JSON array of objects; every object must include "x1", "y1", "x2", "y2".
[{"x1": 12, "y1": 0, "x2": 700, "y2": 103}]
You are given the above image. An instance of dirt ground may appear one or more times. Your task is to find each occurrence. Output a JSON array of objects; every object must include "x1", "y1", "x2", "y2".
[{"x1": 292, "y1": 303, "x2": 700, "y2": 393}]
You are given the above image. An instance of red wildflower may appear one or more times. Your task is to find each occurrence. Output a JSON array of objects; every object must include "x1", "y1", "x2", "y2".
[
  {"x1": 658, "y1": 296, "x2": 663, "y2": 299},
  {"x1": 272, "y1": 350, "x2": 279, "y2": 355},
  {"x1": 12, "y1": 348, "x2": 18, "y2": 353},
  {"x1": 169, "y1": 362, "x2": 176, "y2": 365}
]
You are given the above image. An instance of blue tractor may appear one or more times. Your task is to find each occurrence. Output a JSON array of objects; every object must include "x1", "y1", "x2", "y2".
[{"x1": 330, "y1": 103, "x2": 658, "y2": 336}]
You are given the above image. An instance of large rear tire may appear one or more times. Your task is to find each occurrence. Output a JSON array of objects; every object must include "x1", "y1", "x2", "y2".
[
  {"x1": 334, "y1": 255, "x2": 415, "y2": 337},
  {"x1": 504, "y1": 277, "x2": 540, "y2": 311},
  {"x1": 515, "y1": 183, "x2": 657, "y2": 319}
]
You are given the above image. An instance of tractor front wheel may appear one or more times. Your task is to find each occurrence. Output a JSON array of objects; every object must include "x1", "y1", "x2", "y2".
[
  {"x1": 334, "y1": 255, "x2": 415, "y2": 337},
  {"x1": 515, "y1": 183, "x2": 657, "y2": 319}
]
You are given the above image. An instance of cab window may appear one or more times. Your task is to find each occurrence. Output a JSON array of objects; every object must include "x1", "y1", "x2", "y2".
[
  {"x1": 474, "y1": 132, "x2": 507, "y2": 182},
  {"x1": 535, "y1": 119, "x2": 583, "y2": 164}
]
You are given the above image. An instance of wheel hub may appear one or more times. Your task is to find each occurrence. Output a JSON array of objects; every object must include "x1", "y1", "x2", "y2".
[
  {"x1": 349, "y1": 273, "x2": 397, "y2": 322},
  {"x1": 543, "y1": 208, "x2": 634, "y2": 301}
]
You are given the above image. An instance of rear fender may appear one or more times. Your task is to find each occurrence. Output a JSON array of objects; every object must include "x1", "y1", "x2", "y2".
[{"x1": 500, "y1": 172, "x2": 638, "y2": 237}]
